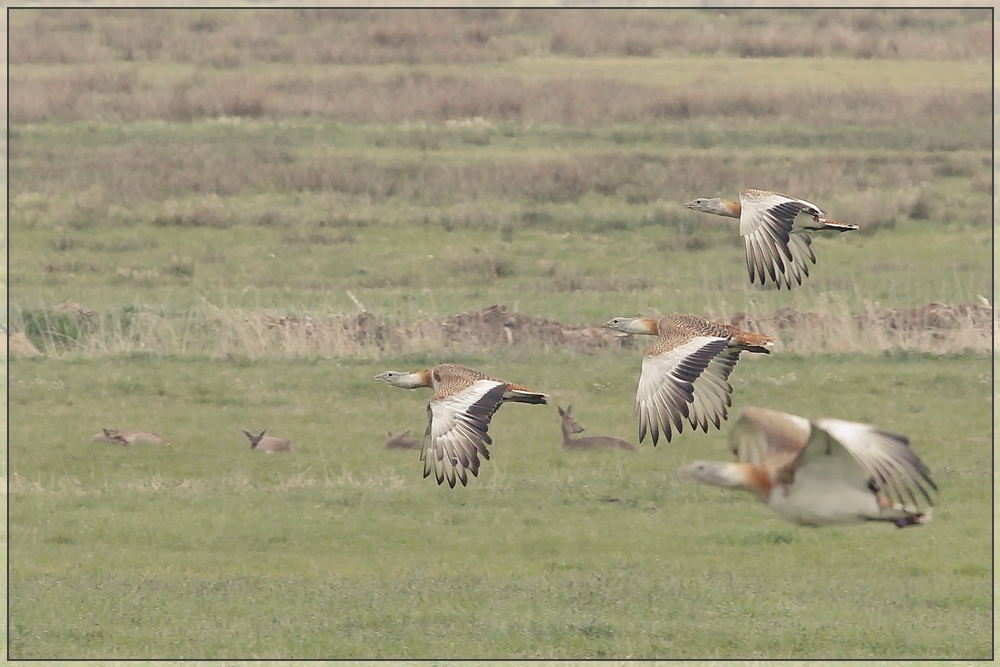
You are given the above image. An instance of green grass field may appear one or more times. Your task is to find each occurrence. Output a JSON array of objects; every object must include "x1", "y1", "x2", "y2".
[
  {"x1": 5, "y1": 7, "x2": 994, "y2": 660},
  {"x1": 7, "y1": 352, "x2": 994, "y2": 659}
]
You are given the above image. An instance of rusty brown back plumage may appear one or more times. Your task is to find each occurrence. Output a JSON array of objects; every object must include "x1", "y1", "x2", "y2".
[
  {"x1": 431, "y1": 363, "x2": 543, "y2": 399},
  {"x1": 431, "y1": 363, "x2": 492, "y2": 398},
  {"x1": 648, "y1": 314, "x2": 772, "y2": 356},
  {"x1": 717, "y1": 323, "x2": 775, "y2": 348},
  {"x1": 661, "y1": 313, "x2": 732, "y2": 338},
  {"x1": 729, "y1": 407, "x2": 810, "y2": 469}
]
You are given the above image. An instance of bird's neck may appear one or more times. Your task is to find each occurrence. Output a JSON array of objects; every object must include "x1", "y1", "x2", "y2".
[
  {"x1": 624, "y1": 317, "x2": 659, "y2": 335},
  {"x1": 733, "y1": 463, "x2": 774, "y2": 501},
  {"x1": 399, "y1": 370, "x2": 434, "y2": 389},
  {"x1": 719, "y1": 199, "x2": 742, "y2": 218}
]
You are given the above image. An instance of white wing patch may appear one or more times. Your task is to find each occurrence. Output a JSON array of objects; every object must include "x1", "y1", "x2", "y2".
[
  {"x1": 423, "y1": 379, "x2": 507, "y2": 488},
  {"x1": 792, "y1": 425, "x2": 873, "y2": 497},
  {"x1": 812, "y1": 418, "x2": 937, "y2": 508},
  {"x1": 686, "y1": 349, "x2": 739, "y2": 432},
  {"x1": 739, "y1": 190, "x2": 822, "y2": 289},
  {"x1": 635, "y1": 336, "x2": 730, "y2": 445},
  {"x1": 719, "y1": 408, "x2": 937, "y2": 527}
]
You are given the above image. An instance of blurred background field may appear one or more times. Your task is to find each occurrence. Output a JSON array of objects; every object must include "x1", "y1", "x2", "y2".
[{"x1": 5, "y1": 6, "x2": 994, "y2": 660}]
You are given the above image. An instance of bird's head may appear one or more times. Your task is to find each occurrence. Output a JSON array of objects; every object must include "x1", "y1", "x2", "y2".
[
  {"x1": 601, "y1": 316, "x2": 656, "y2": 335},
  {"x1": 374, "y1": 370, "x2": 409, "y2": 385},
  {"x1": 683, "y1": 197, "x2": 725, "y2": 214},
  {"x1": 602, "y1": 316, "x2": 637, "y2": 333},
  {"x1": 678, "y1": 460, "x2": 743, "y2": 489},
  {"x1": 373, "y1": 369, "x2": 430, "y2": 389}
]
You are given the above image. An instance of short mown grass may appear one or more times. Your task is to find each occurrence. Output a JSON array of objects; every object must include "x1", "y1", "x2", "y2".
[{"x1": 7, "y1": 352, "x2": 993, "y2": 659}]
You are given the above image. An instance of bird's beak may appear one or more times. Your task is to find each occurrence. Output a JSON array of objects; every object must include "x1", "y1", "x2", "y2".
[
  {"x1": 683, "y1": 200, "x2": 697, "y2": 210},
  {"x1": 373, "y1": 372, "x2": 388, "y2": 382}
]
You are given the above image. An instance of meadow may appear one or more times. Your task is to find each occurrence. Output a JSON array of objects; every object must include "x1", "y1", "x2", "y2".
[
  {"x1": 5, "y1": 7, "x2": 994, "y2": 660},
  {"x1": 7, "y1": 352, "x2": 994, "y2": 659}
]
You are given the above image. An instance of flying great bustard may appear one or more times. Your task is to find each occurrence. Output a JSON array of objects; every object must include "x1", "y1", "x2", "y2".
[
  {"x1": 684, "y1": 189, "x2": 859, "y2": 290},
  {"x1": 679, "y1": 407, "x2": 937, "y2": 528},
  {"x1": 373, "y1": 363, "x2": 547, "y2": 487},
  {"x1": 602, "y1": 314, "x2": 774, "y2": 445}
]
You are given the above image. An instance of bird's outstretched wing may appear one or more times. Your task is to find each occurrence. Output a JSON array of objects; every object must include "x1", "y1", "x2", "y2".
[
  {"x1": 635, "y1": 335, "x2": 730, "y2": 445},
  {"x1": 739, "y1": 190, "x2": 820, "y2": 289},
  {"x1": 422, "y1": 380, "x2": 507, "y2": 487}
]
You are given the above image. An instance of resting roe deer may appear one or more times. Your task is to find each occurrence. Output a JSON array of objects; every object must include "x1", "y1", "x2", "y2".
[{"x1": 558, "y1": 405, "x2": 635, "y2": 451}]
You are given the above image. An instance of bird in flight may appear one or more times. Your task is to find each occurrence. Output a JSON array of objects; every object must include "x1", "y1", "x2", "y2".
[
  {"x1": 602, "y1": 314, "x2": 774, "y2": 445},
  {"x1": 685, "y1": 188, "x2": 859, "y2": 289},
  {"x1": 374, "y1": 363, "x2": 547, "y2": 487},
  {"x1": 679, "y1": 407, "x2": 937, "y2": 528}
]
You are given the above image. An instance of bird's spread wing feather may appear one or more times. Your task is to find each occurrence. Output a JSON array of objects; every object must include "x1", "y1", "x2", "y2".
[
  {"x1": 687, "y1": 348, "x2": 739, "y2": 432},
  {"x1": 811, "y1": 418, "x2": 937, "y2": 508},
  {"x1": 422, "y1": 380, "x2": 507, "y2": 487},
  {"x1": 783, "y1": 234, "x2": 816, "y2": 287},
  {"x1": 635, "y1": 335, "x2": 730, "y2": 445},
  {"x1": 739, "y1": 190, "x2": 820, "y2": 289}
]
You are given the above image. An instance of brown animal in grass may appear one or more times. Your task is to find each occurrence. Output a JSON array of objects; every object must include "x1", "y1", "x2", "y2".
[
  {"x1": 558, "y1": 405, "x2": 635, "y2": 451},
  {"x1": 241, "y1": 428, "x2": 293, "y2": 453},
  {"x1": 384, "y1": 430, "x2": 422, "y2": 450},
  {"x1": 94, "y1": 428, "x2": 171, "y2": 446}
]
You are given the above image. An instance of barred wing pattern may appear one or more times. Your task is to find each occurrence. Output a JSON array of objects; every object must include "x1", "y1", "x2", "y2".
[
  {"x1": 800, "y1": 418, "x2": 938, "y2": 509},
  {"x1": 739, "y1": 190, "x2": 820, "y2": 289},
  {"x1": 687, "y1": 349, "x2": 740, "y2": 432},
  {"x1": 635, "y1": 335, "x2": 730, "y2": 445},
  {"x1": 423, "y1": 380, "x2": 508, "y2": 488}
]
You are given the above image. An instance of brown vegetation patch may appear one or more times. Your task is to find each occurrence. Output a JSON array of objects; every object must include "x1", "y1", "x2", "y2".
[
  {"x1": 9, "y1": 67, "x2": 991, "y2": 126},
  {"x1": 435, "y1": 304, "x2": 627, "y2": 351},
  {"x1": 8, "y1": 9, "x2": 991, "y2": 69},
  {"x1": 250, "y1": 301, "x2": 993, "y2": 358},
  {"x1": 5, "y1": 333, "x2": 43, "y2": 359},
  {"x1": 51, "y1": 298, "x2": 100, "y2": 319},
  {"x1": 9, "y1": 301, "x2": 993, "y2": 359},
  {"x1": 853, "y1": 302, "x2": 996, "y2": 334},
  {"x1": 254, "y1": 304, "x2": 629, "y2": 356},
  {"x1": 9, "y1": 142, "x2": 963, "y2": 220},
  {"x1": 727, "y1": 301, "x2": 995, "y2": 353},
  {"x1": 730, "y1": 301, "x2": 995, "y2": 335}
]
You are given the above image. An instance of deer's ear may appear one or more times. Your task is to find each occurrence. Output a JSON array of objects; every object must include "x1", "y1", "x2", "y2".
[
  {"x1": 557, "y1": 406, "x2": 565, "y2": 417},
  {"x1": 402, "y1": 429, "x2": 410, "y2": 437},
  {"x1": 566, "y1": 405, "x2": 573, "y2": 414}
]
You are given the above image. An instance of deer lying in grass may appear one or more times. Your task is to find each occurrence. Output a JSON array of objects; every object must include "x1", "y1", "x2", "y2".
[
  {"x1": 558, "y1": 405, "x2": 635, "y2": 451},
  {"x1": 241, "y1": 428, "x2": 293, "y2": 453},
  {"x1": 94, "y1": 428, "x2": 171, "y2": 446},
  {"x1": 384, "y1": 430, "x2": 422, "y2": 450}
]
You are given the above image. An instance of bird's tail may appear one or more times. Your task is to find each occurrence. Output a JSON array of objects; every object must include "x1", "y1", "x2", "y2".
[
  {"x1": 815, "y1": 216, "x2": 859, "y2": 232},
  {"x1": 721, "y1": 326, "x2": 775, "y2": 354},
  {"x1": 891, "y1": 506, "x2": 931, "y2": 529},
  {"x1": 503, "y1": 386, "x2": 549, "y2": 404}
]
